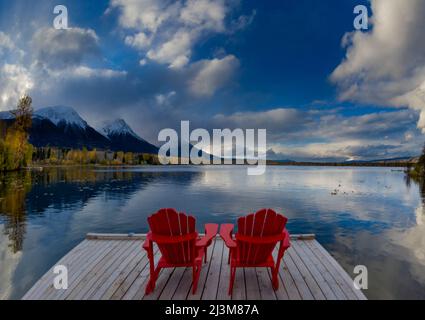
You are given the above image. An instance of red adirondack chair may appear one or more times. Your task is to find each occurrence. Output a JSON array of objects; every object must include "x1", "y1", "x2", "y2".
[
  {"x1": 220, "y1": 209, "x2": 291, "y2": 295},
  {"x1": 143, "y1": 208, "x2": 218, "y2": 295}
]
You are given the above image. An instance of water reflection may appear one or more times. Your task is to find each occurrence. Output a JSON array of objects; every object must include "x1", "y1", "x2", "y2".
[
  {"x1": 0, "y1": 166, "x2": 425, "y2": 299},
  {"x1": 0, "y1": 171, "x2": 31, "y2": 253}
]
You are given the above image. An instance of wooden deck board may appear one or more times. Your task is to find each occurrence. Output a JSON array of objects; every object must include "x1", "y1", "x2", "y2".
[
  {"x1": 23, "y1": 234, "x2": 367, "y2": 300},
  {"x1": 121, "y1": 248, "x2": 161, "y2": 300},
  {"x1": 286, "y1": 244, "x2": 327, "y2": 300},
  {"x1": 280, "y1": 250, "x2": 314, "y2": 300},
  {"x1": 232, "y1": 268, "x2": 247, "y2": 300},
  {"x1": 310, "y1": 240, "x2": 367, "y2": 300},
  {"x1": 22, "y1": 239, "x2": 94, "y2": 300},
  {"x1": 44, "y1": 240, "x2": 115, "y2": 300},
  {"x1": 244, "y1": 268, "x2": 261, "y2": 300},
  {"x1": 303, "y1": 240, "x2": 357, "y2": 300},
  {"x1": 291, "y1": 242, "x2": 337, "y2": 300},
  {"x1": 66, "y1": 241, "x2": 132, "y2": 300},
  {"x1": 109, "y1": 246, "x2": 154, "y2": 300},
  {"x1": 201, "y1": 239, "x2": 223, "y2": 300}
]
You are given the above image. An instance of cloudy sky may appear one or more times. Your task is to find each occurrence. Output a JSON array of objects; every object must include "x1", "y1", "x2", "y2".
[{"x1": 1, "y1": 0, "x2": 425, "y2": 161}]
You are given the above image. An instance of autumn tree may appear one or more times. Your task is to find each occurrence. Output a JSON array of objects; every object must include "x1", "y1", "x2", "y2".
[{"x1": 0, "y1": 95, "x2": 34, "y2": 171}]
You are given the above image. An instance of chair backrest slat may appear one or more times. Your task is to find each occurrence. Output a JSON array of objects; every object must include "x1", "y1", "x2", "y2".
[
  {"x1": 236, "y1": 209, "x2": 287, "y2": 264},
  {"x1": 148, "y1": 208, "x2": 197, "y2": 264}
]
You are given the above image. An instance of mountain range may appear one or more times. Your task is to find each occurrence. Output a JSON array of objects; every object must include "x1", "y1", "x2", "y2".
[{"x1": 0, "y1": 106, "x2": 159, "y2": 154}]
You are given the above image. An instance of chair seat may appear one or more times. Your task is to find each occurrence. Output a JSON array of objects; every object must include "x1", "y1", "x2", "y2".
[
  {"x1": 158, "y1": 246, "x2": 204, "y2": 268},
  {"x1": 230, "y1": 253, "x2": 275, "y2": 268}
]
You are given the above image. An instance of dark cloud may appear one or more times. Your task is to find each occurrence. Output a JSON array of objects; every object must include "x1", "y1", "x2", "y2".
[{"x1": 31, "y1": 27, "x2": 100, "y2": 69}]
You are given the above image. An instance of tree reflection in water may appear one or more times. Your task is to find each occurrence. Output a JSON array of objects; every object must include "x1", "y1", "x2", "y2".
[
  {"x1": 0, "y1": 170, "x2": 31, "y2": 253},
  {"x1": 0, "y1": 167, "x2": 141, "y2": 254}
]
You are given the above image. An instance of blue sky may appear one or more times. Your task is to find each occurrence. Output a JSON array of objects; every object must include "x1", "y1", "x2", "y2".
[{"x1": 1, "y1": 0, "x2": 425, "y2": 161}]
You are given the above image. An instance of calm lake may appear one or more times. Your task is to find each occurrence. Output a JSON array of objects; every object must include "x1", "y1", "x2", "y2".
[{"x1": 1, "y1": 165, "x2": 424, "y2": 300}]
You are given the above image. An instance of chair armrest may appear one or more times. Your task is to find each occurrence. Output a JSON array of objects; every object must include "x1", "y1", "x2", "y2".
[
  {"x1": 219, "y1": 224, "x2": 237, "y2": 249},
  {"x1": 283, "y1": 229, "x2": 291, "y2": 249},
  {"x1": 143, "y1": 232, "x2": 153, "y2": 251},
  {"x1": 196, "y1": 223, "x2": 218, "y2": 247}
]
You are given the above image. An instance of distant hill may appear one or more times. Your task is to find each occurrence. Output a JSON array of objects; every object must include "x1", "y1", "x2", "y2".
[{"x1": 267, "y1": 156, "x2": 418, "y2": 167}]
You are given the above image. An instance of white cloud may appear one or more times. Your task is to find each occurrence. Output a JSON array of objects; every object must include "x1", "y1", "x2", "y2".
[
  {"x1": 146, "y1": 29, "x2": 193, "y2": 68},
  {"x1": 125, "y1": 32, "x2": 152, "y2": 49},
  {"x1": 110, "y1": 0, "x2": 247, "y2": 69},
  {"x1": 67, "y1": 66, "x2": 127, "y2": 79},
  {"x1": 179, "y1": 0, "x2": 227, "y2": 31},
  {"x1": 155, "y1": 90, "x2": 176, "y2": 106},
  {"x1": 0, "y1": 64, "x2": 33, "y2": 110},
  {"x1": 189, "y1": 55, "x2": 239, "y2": 96},
  {"x1": 331, "y1": 0, "x2": 425, "y2": 132},
  {"x1": 213, "y1": 107, "x2": 304, "y2": 131},
  {"x1": 110, "y1": 0, "x2": 179, "y2": 32},
  {"x1": 0, "y1": 32, "x2": 15, "y2": 54}
]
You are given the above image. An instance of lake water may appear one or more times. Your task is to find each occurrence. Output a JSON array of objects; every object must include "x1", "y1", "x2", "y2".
[{"x1": 1, "y1": 166, "x2": 424, "y2": 300}]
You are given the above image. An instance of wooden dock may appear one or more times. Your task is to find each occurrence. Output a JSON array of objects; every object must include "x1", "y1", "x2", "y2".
[{"x1": 22, "y1": 234, "x2": 367, "y2": 300}]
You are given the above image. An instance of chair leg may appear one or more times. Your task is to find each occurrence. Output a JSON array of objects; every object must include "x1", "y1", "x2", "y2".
[
  {"x1": 271, "y1": 267, "x2": 279, "y2": 290},
  {"x1": 145, "y1": 266, "x2": 161, "y2": 295},
  {"x1": 192, "y1": 262, "x2": 202, "y2": 294},
  {"x1": 204, "y1": 247, "x2": 207, "y2": 263},
  {"x1": 228, "y1": 266, "x2": 236, "y2": 296}
]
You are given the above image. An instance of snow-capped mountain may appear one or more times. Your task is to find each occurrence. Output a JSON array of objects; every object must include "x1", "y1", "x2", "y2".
[
  {"x1": 99, "y1": 119, "x2": 158, "y2": 154},
  {"x1": 0, "y1": 106, "x2": 158, "y2": 153},
  {"x1": 99, "y1": 119, "x2": 139, "y2": 139},
  {"x1": 30, "y1": 107, "x2": 110, "y2": 149},
  {"x1": 34, "y1": 106, "x2": 88, "y2": 128}
]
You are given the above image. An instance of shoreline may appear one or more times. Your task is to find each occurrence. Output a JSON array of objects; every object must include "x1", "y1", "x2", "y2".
[{"x1": 19, "y1": 162, "x2": 414, "y2": 171}]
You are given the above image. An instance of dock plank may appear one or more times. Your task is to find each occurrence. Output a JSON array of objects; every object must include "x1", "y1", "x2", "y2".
[
  {"x1": 282, "y1": 246, "x2": 315, "y2": 300},
  {"x1": 272, "y1": 248, "x2": 302, "y2": 300},
  {"x1": 297, "y1": 240, "x2": 347, "y2": 300},
  {"x1": 244, "y1": 268, "x2": 261, "y2": 300},
  {"x1": 45, "y1": 240, "x2": 114, "y2": 300},
  {"x1": 232, "y1": 268, "x2": 246, "y2": 300},
  {"x1": 216, "y1": 244, "x2": 231, "y2": 300},
  {"x1": 291, "y1": 242, "x2": 337, "y2": 300},
  {"x1": 110, "y1": 246, "x2": 153, "y2": 300},
  {"x1": 256, "y1": 268, "x2": 276, "y2": 300},
  {"x1": 287, "y1": 242, "x2": 326, "y2": 300},
  {"x1": 310, "y1": 240, "x2": 367, "y2": 300},
  {"x1": 304, "y1": 240, "x2": 357, "y2": 300},
  {"x1": 94, "y1": 243, "x2": 144, "y2": 300},
  {"x1": 121, "y1": 248, "x2": 161, "y2": 300},
  {"x1": 159, "y1": 267, "x2": 186, "y2": 300},
  {"x1": 267, "y1": 268, "x2": 289, "y2": 300},
  {"x1": 22, "y1": 239, "x2": 94, "y2": 300},
  {"x1": 201, "y1": 239, "x2": 223, "y2": 300},
  {"x1": 66, "y1": 241, "x2": 132, "y2": 300}
]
